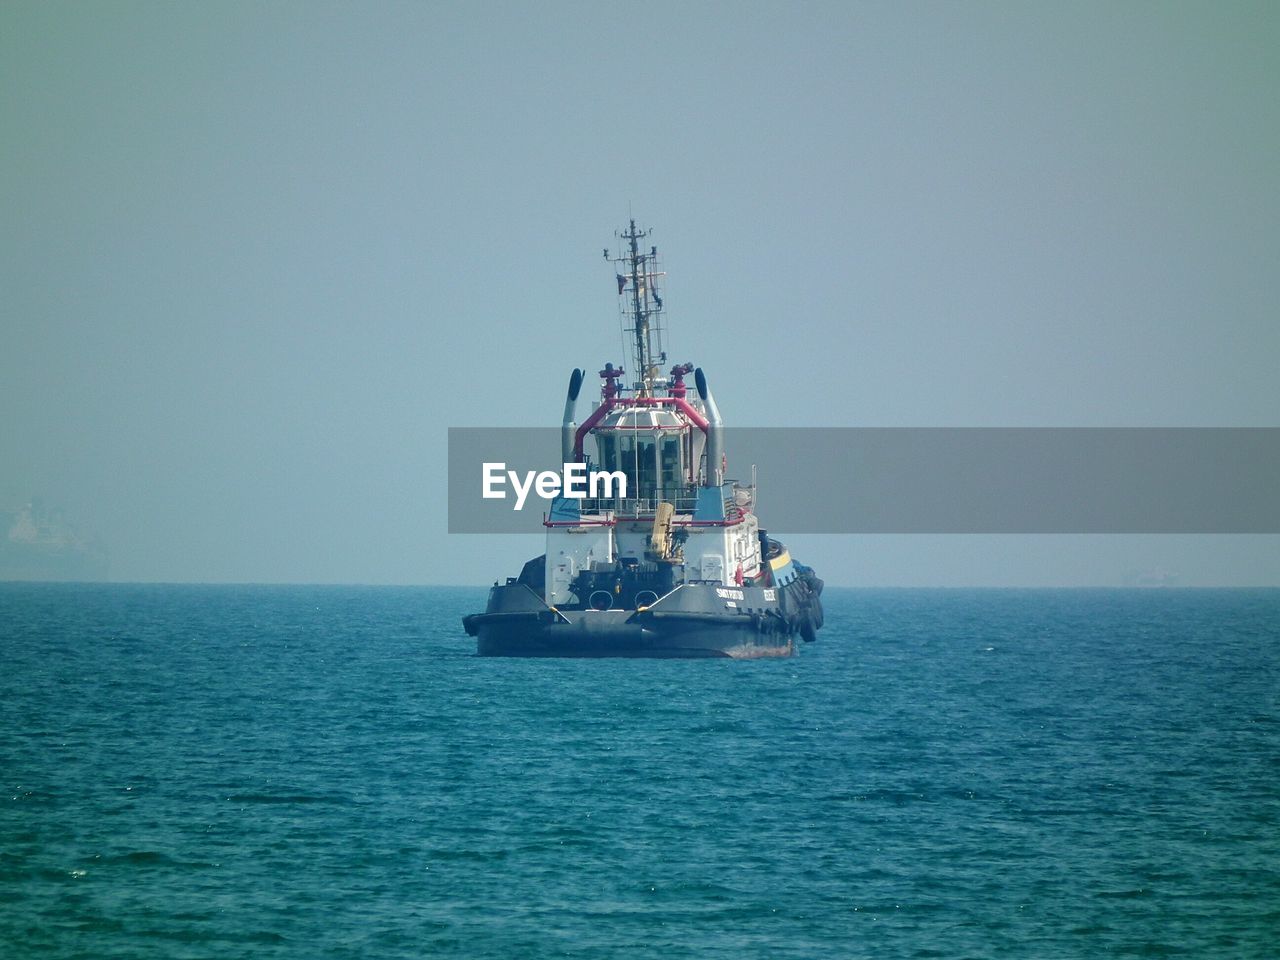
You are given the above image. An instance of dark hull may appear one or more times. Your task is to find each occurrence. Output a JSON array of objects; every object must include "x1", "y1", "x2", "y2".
[
  {"x1": 463, "y1": 577, "x2": 821, "y2": 659},
  {"x1": 471, "y1": 610, "x2": 794, "y2": 658}
]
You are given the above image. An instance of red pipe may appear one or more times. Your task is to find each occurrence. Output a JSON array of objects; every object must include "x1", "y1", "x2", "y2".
[
  {"x1": 572, "y1": 399, "x2": 617, "y2": 459},
  {"x1": 572, "y1": 396, "x2": 711, "y2": 459},
  {"x1": 622, "y1": 397, "x2": 711, "y2": 430}
]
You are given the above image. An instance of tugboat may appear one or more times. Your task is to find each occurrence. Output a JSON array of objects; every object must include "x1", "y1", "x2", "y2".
[{"x1": 462, "y1": 220, "x2": 823, "y2": 657}]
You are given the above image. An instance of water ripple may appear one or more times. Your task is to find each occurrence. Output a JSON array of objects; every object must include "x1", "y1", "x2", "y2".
[{"x1": 1, "y1": 584, "x2": 1277, "y2": 958}]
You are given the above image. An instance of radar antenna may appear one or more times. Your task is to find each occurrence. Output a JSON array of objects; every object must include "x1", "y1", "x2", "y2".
[{"x1": 606, "y1": 219, "x2": 666, "y2": 396}]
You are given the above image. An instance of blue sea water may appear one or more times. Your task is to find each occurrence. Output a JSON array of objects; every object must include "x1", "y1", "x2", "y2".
[{"x1": 1, "y1": 584, "x2": 1277, "y2": 959}]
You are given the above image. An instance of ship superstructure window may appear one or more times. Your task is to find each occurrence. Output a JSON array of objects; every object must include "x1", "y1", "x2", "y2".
[
  {"x1": 596, "y1": 427, "x2": 687, "y2": 506},
  {"x1": 616, "y1": 433, "x2": 636, "y2": 499},
  {"x1": 661, "y1": 436, "x2": 682, "y2": 492},
  {"x1": 635, "y1": 436, "x2": 658, "y2": 501},
  {"x1": 598, "y1": 434, "x2": 618, "y2": 473}
]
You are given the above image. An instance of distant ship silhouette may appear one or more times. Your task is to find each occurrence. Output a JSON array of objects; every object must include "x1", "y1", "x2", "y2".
[{"x1": 1, "y1": 499, "x2": 108, "y2": 581}]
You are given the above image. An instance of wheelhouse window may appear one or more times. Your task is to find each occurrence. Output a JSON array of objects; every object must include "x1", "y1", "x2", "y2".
[
  {"x1": 661, "y1": 436, "x2": 683, "y2": 494},
  {"x1": 635, "y1": 437, "x2": 658, "y2": 501},
  {"x1": 597, "y1": 433, "x2": 617, "y2": 473}
]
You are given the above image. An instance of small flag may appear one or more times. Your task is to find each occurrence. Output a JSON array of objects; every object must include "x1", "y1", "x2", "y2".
[{"x1": 616, "y1": 274, "x2": 627, "y2": 295}]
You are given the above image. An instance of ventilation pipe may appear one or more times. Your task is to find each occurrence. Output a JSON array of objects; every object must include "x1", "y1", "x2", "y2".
[
  {"x1": 695, "y1": 367, "x2": 723, "y2": 487},
  {"x1": 561, "y1": 369, "x2": 584, "y2": 463}
]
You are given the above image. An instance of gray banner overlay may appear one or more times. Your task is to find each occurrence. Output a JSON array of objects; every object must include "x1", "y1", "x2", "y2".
[{"x1": 448, "y1": 428, "x2": 1280, "y2": 534}]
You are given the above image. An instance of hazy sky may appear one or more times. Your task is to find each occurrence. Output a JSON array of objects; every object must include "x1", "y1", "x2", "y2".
[{"x1": 2, "y1": 1, "x2": 1277, "y2": 585}]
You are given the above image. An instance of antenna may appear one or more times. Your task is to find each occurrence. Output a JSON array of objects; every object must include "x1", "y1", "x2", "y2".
[{"x1": 607, "y1": 219, "x2": 667, "y2": 396}]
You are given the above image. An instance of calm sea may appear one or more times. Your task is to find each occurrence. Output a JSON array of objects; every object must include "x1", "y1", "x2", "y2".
[{"x1": 1, "y1": 584, "x2": 1277, "y2": 958}]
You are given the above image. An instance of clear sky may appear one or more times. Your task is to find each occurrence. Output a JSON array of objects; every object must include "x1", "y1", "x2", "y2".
[{"x1": 2, "y1": 1, "x2": 1277, "y2": 585}]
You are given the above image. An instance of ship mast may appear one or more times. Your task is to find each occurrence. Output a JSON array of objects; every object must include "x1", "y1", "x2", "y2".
[{"x1": 605, "y1": 219, "x2": 666, "y2": 396}]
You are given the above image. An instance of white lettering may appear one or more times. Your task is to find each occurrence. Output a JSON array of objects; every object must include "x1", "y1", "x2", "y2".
[
  {"x1": 482, "y1": 462, "x2": 507, "y2": 499},
  {"x1": 590, "y1": 469, "x2": 628, "y2": 499},
  {"x1": 534, "y1": 470, "x2": 561, "y2": 500},
  {"x1": 486, "y1": 463, "x2": 629, "y2": 510},
  {"x1": 563, "y1": 462, "x2": 587, "y2": 498},
  {"x1": 509, "y1": 469, "x2": 536, "y2": 511}
]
